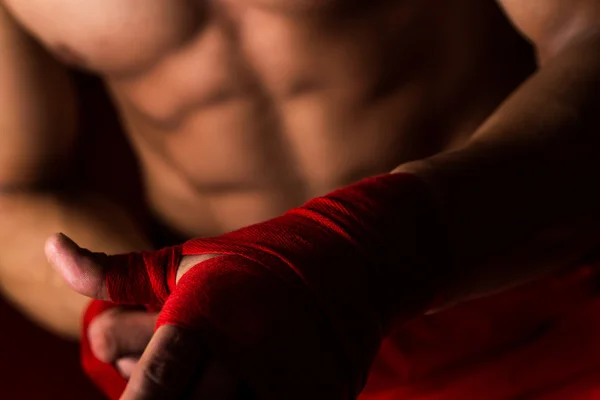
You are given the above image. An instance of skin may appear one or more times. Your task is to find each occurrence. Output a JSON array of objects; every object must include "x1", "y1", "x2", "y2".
[
  {"x1": 2, "y1": 0, "x2": 600, "y2": 398},
  {"x1": 0, "y1": 0, "x2": 530, "y2": 354}
]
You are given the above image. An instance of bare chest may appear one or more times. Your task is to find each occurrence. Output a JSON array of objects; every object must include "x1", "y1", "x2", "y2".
[
  {"x1": 3, "y1": 0, "x2": 206, "y2": 74},
  {"x1": 3, "y1": 0, "x2": 440, "y2": 98},
  {"x1": 3, "y1": 0, "x2": 534, "y2": 236}
]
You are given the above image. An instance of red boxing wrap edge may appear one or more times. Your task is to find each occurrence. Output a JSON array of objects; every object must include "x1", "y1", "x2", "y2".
[{"x1": 81, "y1": 300, "x2": 127, "y2": 400}]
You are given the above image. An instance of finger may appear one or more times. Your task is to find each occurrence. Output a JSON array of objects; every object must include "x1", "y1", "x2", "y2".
[
  {"x1": 88, "y1": 308, "x2": 158, "y2": 363},
  {"x1": 45, "y1": 233, "x2": 110, "y2": 300},
  {"x1": 116, "y1": 357, "x2": 140, "y2": 379},
  {"x1": 46, "y1": 233, "x2": 167, "y2": 306},
  {"x1": 122, "y1": 325, "x2": 207, "y2": 400}
]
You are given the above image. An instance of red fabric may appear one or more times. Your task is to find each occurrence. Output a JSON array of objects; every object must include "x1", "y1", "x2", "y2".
[
  {"x1": 81, "y1": 300, "x2": 127, "y2": 400},
  {"x1": 79, "y1": 172, "x2": 600, "y2": 399},
  {"x1": 103, "y1": 247, "x2": 181, "y2": 309},
  {"x1": 83, "y1": 172, "x2": 446, "y2": 399},
  {"x1": 82, "y1": 263, "x2": 600, "y2": 400}
]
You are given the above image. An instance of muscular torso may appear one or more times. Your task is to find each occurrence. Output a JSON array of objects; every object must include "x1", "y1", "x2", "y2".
[{"x1": 3, "y1": 0, "x2": 535, "y2": 239}]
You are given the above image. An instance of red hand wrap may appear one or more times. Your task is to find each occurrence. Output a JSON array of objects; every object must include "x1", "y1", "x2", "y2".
[
  {"x1": 81, "y1": 172, "x2": 600, "y2": 399},
  {"x1": 81, "y1": 250, "x2": 181, "y2": 399},
  {"x1": 82, "y1": 173, "x2": 450, "y2": 399},
  {"x1": 104, "y1": 247, "x2": 182, "y2": 309},
  {"x1": 81, "y1": 300, "x2": 127, "y2": 400}
]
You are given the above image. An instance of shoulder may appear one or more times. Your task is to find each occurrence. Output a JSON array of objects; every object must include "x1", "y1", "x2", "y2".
[{"x1": 496, "y1": 0, "x2": 600, "y2": 60}]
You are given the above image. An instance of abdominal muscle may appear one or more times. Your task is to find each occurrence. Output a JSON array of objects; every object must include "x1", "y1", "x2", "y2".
[{"x1": 103, "y1": 1, "x2": 534, "y2": 240}]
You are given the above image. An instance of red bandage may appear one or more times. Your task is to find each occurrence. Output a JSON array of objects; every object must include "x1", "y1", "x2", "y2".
[
  {"x1": 80, "y1": 172, "x2": 600, "y2": 399},
  {"x1": 81, "y1": 301, "x2": 127, "y2": 400},
  {"x1": 81, "y1": 173, "x2": 449, "y2": 399}
]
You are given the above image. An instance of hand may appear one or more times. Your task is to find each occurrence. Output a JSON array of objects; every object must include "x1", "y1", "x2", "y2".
[
  {"x1": 45, "y1": 173, "x2": 438, "y2": 400},
  {"x1": 45, "y1": 234, "x2": 244, "y2": 400},
  {"x1": 86, "y1": 254, "x2": 218, "y2": 380}
]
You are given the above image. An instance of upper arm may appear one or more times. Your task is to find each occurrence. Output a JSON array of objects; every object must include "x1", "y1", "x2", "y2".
[
  {"x1": 497, "y1": 0, "x2": 600, "y2": 61},
  {"x1": 0, "y1": 4, "x2": 77, "y2": 190}
]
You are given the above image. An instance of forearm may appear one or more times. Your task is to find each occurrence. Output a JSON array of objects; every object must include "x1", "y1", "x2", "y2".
[
  {"x1": 398, "y1": 30, "x2": 600, "y2": 303},
  {"x1": 0, "y1": 191, "x2": 150, "y2": 339}
]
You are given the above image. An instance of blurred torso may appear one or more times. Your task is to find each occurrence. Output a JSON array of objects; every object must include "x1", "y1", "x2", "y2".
[{"x1": 4, "y1": 0, "x2": 535, "y2": 238}]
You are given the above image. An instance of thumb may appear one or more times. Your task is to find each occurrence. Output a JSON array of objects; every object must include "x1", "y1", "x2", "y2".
[
  {"x1": 45, "y1": 233, "x2": 111, "y2": 301},
  {"x1": 45, "y1": 233, "x2": 181, "y2": 306}
]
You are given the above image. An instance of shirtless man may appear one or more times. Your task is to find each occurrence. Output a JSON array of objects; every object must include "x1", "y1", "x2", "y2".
[{"x1": 1, "y1": 0, "x2": 600, "y2": 398}]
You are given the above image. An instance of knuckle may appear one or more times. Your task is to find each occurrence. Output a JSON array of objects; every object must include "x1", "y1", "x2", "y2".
[
  {"x1": 139, "y1": 352, "x2": 178, "y2": 394},
  {"x1": 145, "y1": 356, "x2": 170, "y2": 387},
  {"x1": 126, "y1": 327, "x2": 206, "y2": 399}
]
